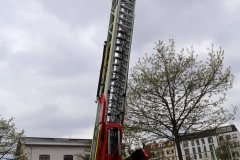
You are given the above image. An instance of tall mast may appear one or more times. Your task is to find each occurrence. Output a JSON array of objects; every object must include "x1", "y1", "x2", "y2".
[
  {"x1": 91, "y1": 0, "x2": 136, "y2": 159},
  {"x1": 105, "y1": 0, "x2": 136, "y2": 125}
]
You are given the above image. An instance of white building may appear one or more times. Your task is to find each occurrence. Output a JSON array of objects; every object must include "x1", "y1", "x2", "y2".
[
  {"x1": 177, "y1": 125, "x2": 240, "y2": 160},
  {"x1": 19, "y1": 137, "x2": 91, "y2": 160}
]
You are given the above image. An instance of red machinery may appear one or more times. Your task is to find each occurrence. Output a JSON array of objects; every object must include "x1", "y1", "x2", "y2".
[{"x1": 90, "y1": 1, "x2": 148, "y2": 160}]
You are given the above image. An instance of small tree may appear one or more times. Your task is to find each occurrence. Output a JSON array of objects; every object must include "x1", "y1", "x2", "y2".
[
  {"x1": 215, "y1": 137, "x2": 239, "y2": 160},
  {"x1": 0, "y1": 116, "x2": 25, "y2": 160},
  {"x1": 74, "y1": 140, "x2": 92, "y2": 160},
  {"x1": 122, "y1": 110, "x2": 144, "y2": 159},
  {"x1": 144, "y1": 142, "x2": 164, "y2": 160},
  {"x1": 127, "y1": 39, "x2": 237, "y2": 160}
]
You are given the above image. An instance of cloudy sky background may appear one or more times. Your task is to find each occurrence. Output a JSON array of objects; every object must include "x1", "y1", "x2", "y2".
[{"x1": 1, "y1": 0, "x2": 240, "y2": 139}]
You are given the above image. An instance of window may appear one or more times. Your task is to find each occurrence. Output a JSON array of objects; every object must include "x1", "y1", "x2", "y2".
[
  {"x1": 191, "y1": 140, "x2": 195, "y2": 146},
  {"x1": 219, "y1": 136, "x2": 224, "y2": 141},
  {"x1": 203, "y1": 146, "x2": 206, "y2": 152},
  {"x1": 221, "y1": 127, "x2": 227, "y2": 132},
  {"x1": 196, "y1": 139, "x2": 200, "y2": 146},
  {"x1": 216, "y1": 128, "x2": 221, "y2": 133},
  {"x1": 183, "y1": 141, "x2": 188, "y2": 148},
  {"x1": 197, "y1": 147, "x2": 201, "y2": 153},
  {"x1": 232, "y1": 133, "x2": 238, "y2": 139},
  {"x1": 171, "y1": 149, "x2": 174, "y2": 153},
  {"x1": 39, "y1": 155, "x2": 50, "y2": 160},
  {"x1": 193, "y1": 154, "x2": 197, "y2": 159},
  {"x1": 209, "y1": 145, "x2": 213, "y2": 152},
  {"x1": 184, "y1": 149, "x2": 190, "y2": 155},
  {"x1": 201, "y1": 138, "x2": 205, "y2": 144},
  {"x1": 64, "y1": 155, "x2": 73, "y2": 160},
  {"x1": 205, "y1": 152, "x2": 208, "y2": 157},
  {"x1": 227, "y1": 126, "x2": 232, "y2": 131},
  {"x1": 199, "y1": 153, "x2": 202, "y2": 158},
  {"x1": 166, "y1": 150, "x2": 170, "y2": 154},
  {"x1": 208, "y1": 137, "x2": 213, "y2": 143},
  {"x1": 172, "y1": 157, "x2": 175, "y2": 160},
  {"x1": 192, "y1": 148, "x2": 196, "y2": 154}
]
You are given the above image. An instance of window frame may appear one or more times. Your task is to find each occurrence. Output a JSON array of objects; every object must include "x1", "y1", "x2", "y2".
[
  {"x1": 227, "y1": 126, "x2": 232, "y2": 131},
  {"x1": 197, "y1": 146, "x2": 201, "y2": 153},
  {"x1": 219, "y1": 136, "x2": 224, "y2": 141},
  {"x1": 196, "y1": 139, "x2": 200, "y2": 146},
  {"x1": 232, "y1": 133, "x2": 238, "y2": 139},
  {"x1": 191, "y1": 140, "x2": 195, "y2": 146},
  {"x1": 39, "y1": 155, "x2": 50, "y2": 160},
  {"x1": 64, "y1": 155, "x2": 73, "y2": 160},
  {"x1": 221, "y1": 127, "x2": 227, "y2": 132},
  {"x1": 208, "y1": 137, "x2": 213, "y2": 143},
  {"x1": 183, "y1": 141, "x2": 188, "y2": 148}
]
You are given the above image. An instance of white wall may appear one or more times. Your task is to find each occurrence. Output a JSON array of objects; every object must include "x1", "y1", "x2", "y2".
[{"x1": 24, "y1": 145, "x2": 85, "y2": 160}]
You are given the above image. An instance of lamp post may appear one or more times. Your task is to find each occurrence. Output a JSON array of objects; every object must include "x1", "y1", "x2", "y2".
[
  {"x1": 141, "y1": 138, "x2": 147, "y2": 149},
  {"x1": 228, "y1": 145, "x2": 233, "y2": 160},
  {"x1": 211, "y1": 144, "x2": 217, "y2": 160}
]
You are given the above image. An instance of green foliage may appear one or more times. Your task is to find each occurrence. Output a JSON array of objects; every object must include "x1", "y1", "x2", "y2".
[
  {"x1": 127, "y1": 39, "x2": 236, "y2": 160},
  {"x1": 215, "y1": 138, "x2": 239, "y2": 160},
  {"x1": 122, "y1": 111, "x2": 144, "y2": 159},
  {"x1": 144, "y1": 147, "x2": 156, "y2": 160},
  {"x1": 0, "y1": 116, "x2": 25, "y2": 160},
  {"x1": 74, "y1": 140, "x2": 91, "y2": 160},
  {"x1": 15, "y1": 139, "x2": 28, "y2": 160},
  {"x1": 144, "y1": 144, "x2": 163, "y2": 160}
]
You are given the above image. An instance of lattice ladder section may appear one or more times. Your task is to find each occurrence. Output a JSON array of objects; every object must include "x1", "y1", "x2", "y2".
[
  {"x1": 105, "y1": 1, "x2": 136, "y2": 158},
  {"x1": 106, "y1": 0, "x2": 136, "y2": 125},
  {"x1": 90, "y1": 1, "x2": 136, "y2": 159}
]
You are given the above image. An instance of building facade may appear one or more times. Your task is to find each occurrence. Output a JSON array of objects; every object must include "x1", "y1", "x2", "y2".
[
  {"x1": 145, "y1": 140, "x2": 176, "y2": 160},
  {"x1": 145, "y1": 125, "x2": 240, "y2": 160},
  {"x1": 178, "y1": 125, "x2": 240, "y2": 160},
  {"x1": 19, "y1": 137, "x2": 91, "y2": 160}
]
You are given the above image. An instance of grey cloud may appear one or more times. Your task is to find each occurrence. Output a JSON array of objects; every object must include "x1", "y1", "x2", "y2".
[
  {"x1": 37, "y1": 0, "x2": 110, "y2": 29},
  {"x1": 1, "y1": 0, "x2": 240, "y2": 139},
  {"x1": 17, "y1": 104, "x2": 95, "y2": 137}
]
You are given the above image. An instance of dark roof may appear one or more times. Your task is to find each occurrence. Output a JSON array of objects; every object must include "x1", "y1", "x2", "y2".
[
  {"x1": 181, "y1": 125, "x2": 238, "y2": 141},
  {"x1": 23, "y1": 137, "x2": 91, "y2": 147}
]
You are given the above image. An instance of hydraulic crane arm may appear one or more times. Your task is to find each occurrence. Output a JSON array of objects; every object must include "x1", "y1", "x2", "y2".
[{"x1": 90, "y1": 1, "x2": 148, "y2": 160}]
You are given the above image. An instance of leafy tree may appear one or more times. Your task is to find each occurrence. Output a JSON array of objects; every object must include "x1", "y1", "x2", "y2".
[
  {"x1": 74, "y1": 140, "x2": 92, "y2": 160},
  {"x1": 0, "y1": 116, "x2": 25, "y2": 160},
  {"x1": 122, "y1": 111, "x2": 144, "y2": 159},
  {"x1": 127, "y1": 39, "x2": 236, "y2": 160},
  {"x1": 144, "y1": 143, "x2": 163, "y2": 160},
  {"x1": 15, "y1": 139, "x2": 28, "y2": 160},
  {"x1": 215, "y1": 137, "x2": 239, "y2": 160},
  {"x1": 143, "y1": 146, "x2": 156, "y2": 160}
]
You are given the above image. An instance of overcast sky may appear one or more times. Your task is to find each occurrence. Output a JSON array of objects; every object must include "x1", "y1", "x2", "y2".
[{"x1": 1, "y1": 0, "x2": 240, "y2": 139}]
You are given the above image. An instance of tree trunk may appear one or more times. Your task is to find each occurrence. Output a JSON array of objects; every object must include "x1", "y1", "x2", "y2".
[{"x1": 175, "y1": 141, "x2": 183, "y2": 160}]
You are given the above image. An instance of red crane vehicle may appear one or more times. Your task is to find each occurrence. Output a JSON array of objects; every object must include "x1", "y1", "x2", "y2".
[{"x1": 90, "y1": 1, "x2": 148, "y2": 160}]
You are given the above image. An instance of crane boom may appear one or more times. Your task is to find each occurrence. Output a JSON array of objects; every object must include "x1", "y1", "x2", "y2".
[{"x1": 90, "y1": 1, "x2": 148, "y2": 160}]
